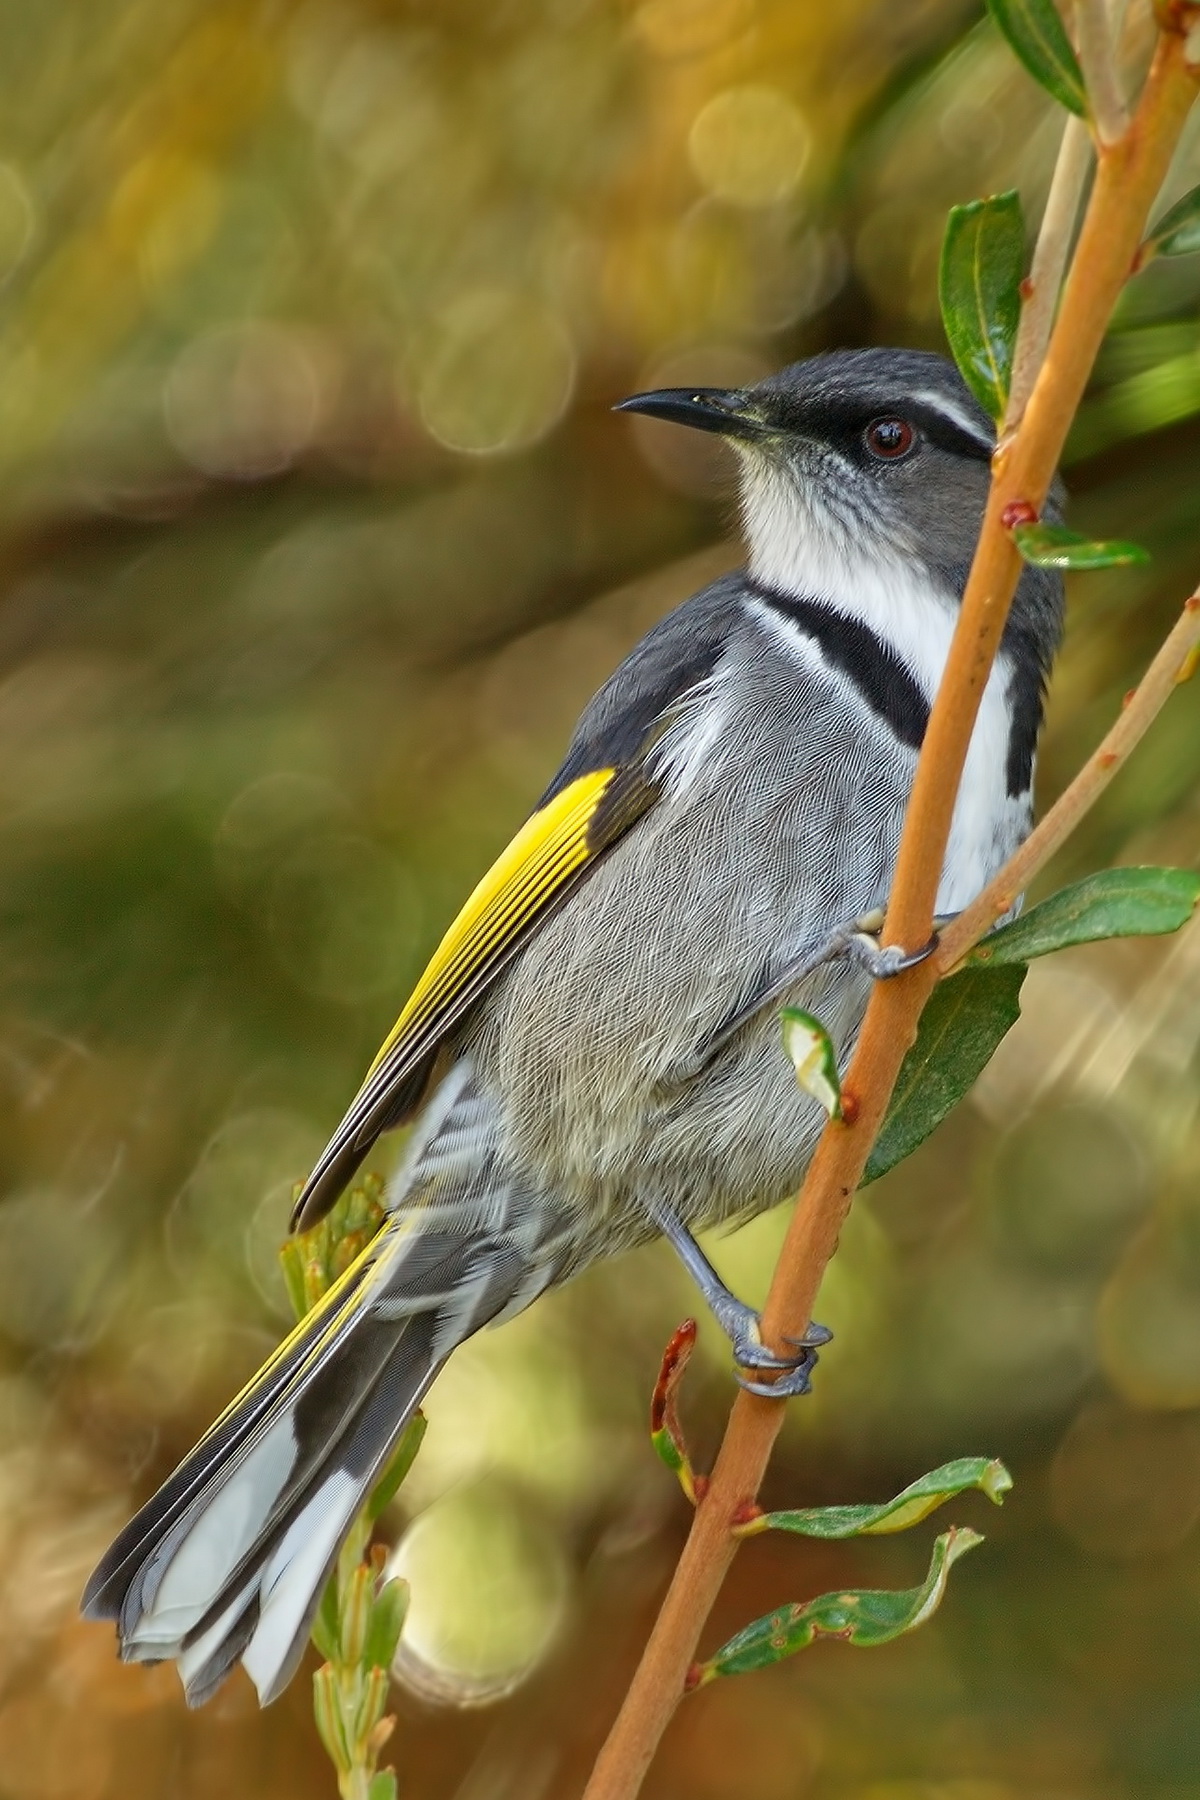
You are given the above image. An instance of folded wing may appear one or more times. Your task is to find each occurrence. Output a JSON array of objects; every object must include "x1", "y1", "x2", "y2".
[{"x1": 290, "y1": 763, "x2": 661, "y2": 1229}]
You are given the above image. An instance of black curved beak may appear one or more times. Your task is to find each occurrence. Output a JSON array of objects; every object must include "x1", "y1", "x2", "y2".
[{"x1": 613, "y1": 386, "x2": 764, "y2": 440}]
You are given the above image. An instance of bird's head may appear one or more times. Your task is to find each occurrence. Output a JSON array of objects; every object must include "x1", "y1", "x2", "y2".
[{"x1": 616, "y1": 348, "x2": 1062, "y2": 663}]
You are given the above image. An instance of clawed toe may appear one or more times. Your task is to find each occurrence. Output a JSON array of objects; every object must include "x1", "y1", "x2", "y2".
[
  {"x1": 729, "y1": 1314, "x2": 831, "y2": 1397},
  {"x1": 846, "y1": 928, "x2": 939, "y2": 980},
  {"x1": 736, "y1": 1354, "x2": 818, "y2": 1399},
  {"x1": 788, "y1": 1322, "x2": 833, "y2": 1349},
  {"x1": 730, "y1": 1333, "x2": 802, "y2": 1372}
]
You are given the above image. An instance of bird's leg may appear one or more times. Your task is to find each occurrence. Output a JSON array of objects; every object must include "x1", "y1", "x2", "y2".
[{"x1": 645, "y1": 1195, "x2": 831, "y2": 1398}]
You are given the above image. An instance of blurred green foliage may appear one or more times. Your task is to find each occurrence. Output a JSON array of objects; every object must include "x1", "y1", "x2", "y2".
[{"x1": 0, "y1": 2, "x2": 1199, "y2": 1798}]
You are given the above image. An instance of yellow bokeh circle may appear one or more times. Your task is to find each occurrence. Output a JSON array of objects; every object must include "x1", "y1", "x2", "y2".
[
  {"x1": 688, "y1": 84, "x2": 810, "y2": 208},
  {"x1": 417, "y1": 288, "x2": 576, "y2": 456}
]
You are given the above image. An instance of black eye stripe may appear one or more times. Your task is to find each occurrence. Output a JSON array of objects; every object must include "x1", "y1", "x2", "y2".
[
  {"x1": 757, "y1": 393, "x2": 995, "y2": 464},
  {"x1": 899, "y1": 402, "x2": 994, "y2": 462}
]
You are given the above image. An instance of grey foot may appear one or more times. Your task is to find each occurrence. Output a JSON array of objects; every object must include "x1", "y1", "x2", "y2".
[
  {"x1": 717, "y1": 1298, "x2": 832, "y2": 1399},
  {"x1": 828, "y1": 916, "x2": 940, "y2": 981},
  {"x1": 646, "y1": 1195, "x2": 832, "y2": 1399},
  {"x1": 709, "y1": 1290, "x2": 832, "y2": 1372},
  {"x1": 737, "y1": 1350, "x2": 823, "y2": 1399}
]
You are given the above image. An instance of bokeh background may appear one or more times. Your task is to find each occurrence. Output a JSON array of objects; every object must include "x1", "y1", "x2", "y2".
[{"x1": 1, "y1": 1, "x2": 1200, "y2": 1796}]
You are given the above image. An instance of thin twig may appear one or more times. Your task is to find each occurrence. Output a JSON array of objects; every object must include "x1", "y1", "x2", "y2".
[
  {"x1": 1076, "y1": 0, "x2": 1131, "y2": 142},
  {"x1": 1004, "y1": 116, "x2": 1093, "y2": 433},
  {"x1": 1006, "y1": 0, "x2": 1132, "y2": 431},
  {"x1": 937, "y1": 592, "x2": 1200, "y2": 972},
  {"x1": 582, "y1": 29, "x2": 1199, "y2": 1800}
]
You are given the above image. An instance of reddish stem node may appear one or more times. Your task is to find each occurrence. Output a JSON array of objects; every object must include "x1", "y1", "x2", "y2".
[{"x1": 730, "y1": 1498, "x2": 764, "y2": 1529}]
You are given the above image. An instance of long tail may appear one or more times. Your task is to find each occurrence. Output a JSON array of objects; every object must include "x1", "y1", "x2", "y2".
[{"x1": 81, "y1": 1210, "x2": 526, "y2": 1707}]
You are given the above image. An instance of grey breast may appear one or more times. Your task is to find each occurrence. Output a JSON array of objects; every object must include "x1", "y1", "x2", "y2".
[{"x1": 460, "y1": 588, "x2": 918, "y2": 1246}]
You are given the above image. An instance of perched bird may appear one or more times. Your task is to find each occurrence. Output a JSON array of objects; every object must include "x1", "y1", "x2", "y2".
[{"x1": 83, "y1": 348, "x2": 1063, "y2": 1708}]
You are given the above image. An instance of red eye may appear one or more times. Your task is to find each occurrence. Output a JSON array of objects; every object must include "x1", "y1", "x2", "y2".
[{"x1": 864, "y1": 418, "x2": 915, "y2": 459}]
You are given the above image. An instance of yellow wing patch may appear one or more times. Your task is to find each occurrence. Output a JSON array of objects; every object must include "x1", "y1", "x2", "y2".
[
  {"x1": 365, "y1": 767, "x2": 615, "y2": 1079},
  {"x1": 290, "y1": 765, "x2": 653, "y2": 1229}
]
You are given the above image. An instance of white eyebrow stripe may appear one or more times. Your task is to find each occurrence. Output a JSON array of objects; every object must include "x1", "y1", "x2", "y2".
[{"x1": 905, "y1": 388, "x2": 995, "y2": 450}]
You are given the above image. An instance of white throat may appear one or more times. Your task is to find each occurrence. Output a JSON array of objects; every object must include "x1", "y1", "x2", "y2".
[
  {"x1": 739, "y1": 457, "x2": 1027, "y2": 912},
  {"x1": 740, "y1": 456, "x2": 963, "y2": 688}
]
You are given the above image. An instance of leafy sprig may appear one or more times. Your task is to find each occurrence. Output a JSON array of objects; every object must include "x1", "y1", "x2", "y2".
[{"x1": 281, "y1": 1177, "x2": 424, "y2": 1800}]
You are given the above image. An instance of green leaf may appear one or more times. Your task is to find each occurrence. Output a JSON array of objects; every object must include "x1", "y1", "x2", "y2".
[
  {"x1": 311, "y1": 1574, "x2": 341, "y2": 1664},
  {"x1": 367, "y1": 1412, "x2": 428, "y2": 1522},
  {"x1": 781, "y1": 1007, "x2": 843, "y2": 1119},
  {"x1": 985, "y1": 0, "x2": 1088, "y2": 117},
  {"x1": 278, "y1": 1232, "x2": 310, "y2": 1324},
  {"x1": 967, "y1": 867, "x2": 1200, "y2": 968},
  {"x1": 353, "y1": 1664, "x2": 391, "y2": 1744},
  {"x1": 741, "y1": 1458, "x2": 1012, "y2": 1540},
  {"x1": 864, "y1": 965, "x2": 1025, "y2": 1184},
  {"x1": 363, "y1": 1577, "x2": 410, "y2": 1673},
  {"x1": 1142, "y1": 183, "x2": 1200, "y2": 261},
  {"x1": 1011, "y1": 522, "x2": 1150, "y2": 569},
  {"x1": 939, "y1": 192, "x2": 1025, "y2": 419},
  {"x1": 691, "y1": 1527, "x2": 984, "y2": 1686},
  {"x1": 338, "y1": 1513, "x2": 371, "y2": 1590},
  {"x1": 339, "y1": 1563, "x2": 374, "y2": 1667},
  {"x1": 312, "y1": 1666, "x2": 352, "y2": 1775},
  {"x1": 368, "y1": 1775, "x2": 398, "y2": 1800}
]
